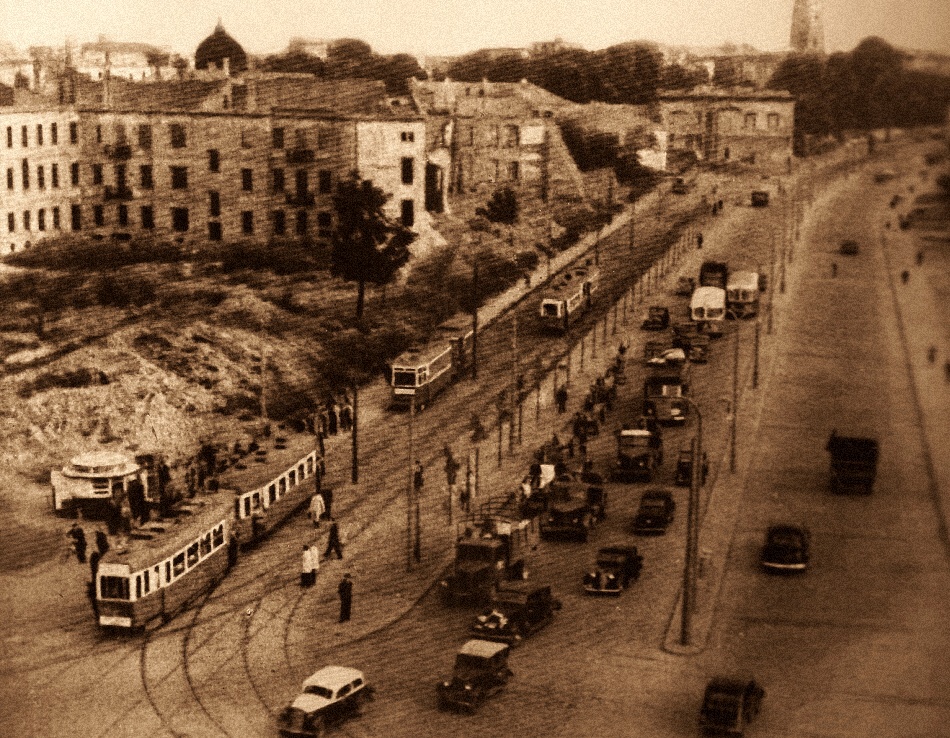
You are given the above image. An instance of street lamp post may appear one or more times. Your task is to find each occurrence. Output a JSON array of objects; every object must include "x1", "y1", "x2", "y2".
[{"x1": 680, "y1": 396, "x2": 702, "y2": 647}]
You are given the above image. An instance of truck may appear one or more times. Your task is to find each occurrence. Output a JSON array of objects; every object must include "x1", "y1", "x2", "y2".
[
  {"x1": 440, "y1": 515, "x2": 538, "y2": 603},
  {"x1": 612, "y1": 428, "x2": 663, "y2": 482},
  {"x1": 699, "y1": 261, "x2": 729, "y2": 290},
  {"x1": 643, "y1": 363, "x2": 691, "y2": 425},
  {"x1": 826, "y1": 430, "x2": 879, "y2": 494},
  {"x1": 539, "y1": 473, "x2": 606, "y2": 542}
]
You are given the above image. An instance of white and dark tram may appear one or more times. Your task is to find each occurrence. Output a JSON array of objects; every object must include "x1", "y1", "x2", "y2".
[
  {"x1": 389, "y1": 314, "x2": 474, "y2": 410},
  {"x1": 539, "y1": 261, "x2": 599, "y2": 332},
  {"x1": 95, "y1": 432, "x2": 321, "y2": 630}
]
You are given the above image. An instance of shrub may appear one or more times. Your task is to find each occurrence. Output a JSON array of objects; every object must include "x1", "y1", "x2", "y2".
[{"x1": 18, "y1": 367, "x2": 110, "y2": 398}]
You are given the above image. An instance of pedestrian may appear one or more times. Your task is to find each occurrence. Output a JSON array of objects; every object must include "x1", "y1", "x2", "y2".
[
  {"x1": 95, "y1": 530, "x2": 110, "y2": 556},
  {"x1": 831, "y1": 262, "x2": 838, "y2": 278},
  {"x1": 324, "y1": 518, "x2": 344, "y2": 560},
  {"x1": 309, "y1": 492, "x2": 326, "y2": 527},
  {"x1": 717, "y1": 199, "x2": 723, "y2": 213},
  {"x1": 555, "y1": 385, "x2": 568, "y2": 414},
  {"x1": 340, "y1": 397, "x2": 353, "y2": 432},
  {"x1": 520, "y1": 476, "x2": 532, "y2": 504},
  {"x1": 227, "y1": 532, "x2": 239, "y2": 569},
  {"x1": 89, "y1": 549, "x2": 101, "y2": 583},
  {"x1": 338, "y1": 573, "x2": 353, "y2": 622},
  {"x1": 928, "y1": 346, "x2": 937, "y2": 363},
  {"x1": 462, "y1": 468, "x2": 473, "y2": 513},
  {"x1": 901, "y1": 270, "x2": 910, "y2": 284},
  {"x1": 69, "y1": 523, "x2": 87, "y2": 563},
  {"x1": 301, "y1": 545, "x2": 317, "y2": 587},
  {"x1": 327, "y1": 402, "x2": 338, "y2": 435},
  {"x1": 696, "y1": 232, "x2": 704, "y2": 250},
  {"x1": 322, "y1": 486, "x2": 333, "y2": 520},
  {"x1": 413, "y1": 460, "x2": 424, "y2": 495}
]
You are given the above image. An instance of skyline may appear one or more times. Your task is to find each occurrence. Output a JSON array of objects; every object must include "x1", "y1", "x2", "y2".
[{"x1": 1, "y1": 0, "x2": 949, "y2": 60}]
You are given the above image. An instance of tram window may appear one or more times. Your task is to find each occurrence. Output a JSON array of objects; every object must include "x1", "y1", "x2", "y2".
[
  {"x1": 269, "y1": 484, "x2": 277, "y2": 503},
  {"x1": 298, "y1": 463, "x2": 305, "y2": 479},
  {"x1": 213, "y1": 525, "x2": 224, "y2": 548},
  {"x1": 143, "y1": 570, "x2": 150, "y2": 594},
  {"x1": 154, "y1": 566, "x2": 160, "y2": 588},
  {"x1": 252, "y1": 492, "x2": 261, "y2": 510},
  {"x1": 100, "y1": 576, "x2": 130, "y2": 600},
  {"x1": 243, "y1": 497, "x2": 251, "y2": 517},
  {"x1": 165, "y1": 561, "x2": 171, "y2": 584},
  {"x1": 289, "y1": 470, "x2": 296, "y2": 486},
  {"x1": 92, "y1": 478, "x2": 109, "y2": 491},
  {"x1": 306, "y1": 458, "x2": 313, "y2": 475},
  {"x1": 187, "y1": 542, "x2": 199, "y2": 567},
  {"x1": 136, "y1": 575, "x2": 142, "y2": 599},
  {"x1": 279, "y1": 478, "x2": 287, "y2": 494},
  {"x1": 173, "y1": 552, "x2": 185, "y2": 576},
  {"x1": 200, "y1": 533, "x2": 212, "y2": 556}
]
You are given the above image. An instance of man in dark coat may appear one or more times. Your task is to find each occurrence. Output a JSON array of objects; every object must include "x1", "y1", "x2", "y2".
[
  {"x1": 324, "y1": 519, "x2": 344, "y2": 560},
  {"x1": 95, "y1": 530, "x2": 110, "y2": 556},
  {"x1": 69, "y1": 523, "x2": 87, "y2": 563},
  {"x1": 338, "y1": 573, "x2": 353, "y2": 622}
]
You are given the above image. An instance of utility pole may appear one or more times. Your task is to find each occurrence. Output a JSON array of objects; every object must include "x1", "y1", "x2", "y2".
[
  {"x1": 351, "y1": 383, "x2": 358, "y2": 484},
  {"x1": 752, "y1": 319, "x2": 761, "y2": 389},
  {"x1": 680, "y1": 398, "x2": 702, "y2": 647},
  {"x1": 407, "y1": 394, "x2": 415, "y2": 571},
  {"x1": 260, "y1": 344, "x2": 267, "y2": 422},
  {"x1": 730, "y1": 328, "x2": 739, "y2": 473},
  {"x1": 471, "y1": 263, "x2": 479, "y2": 380},
  {"x1": 511, "y1": 315, "x2": 518, "y2": 452}
]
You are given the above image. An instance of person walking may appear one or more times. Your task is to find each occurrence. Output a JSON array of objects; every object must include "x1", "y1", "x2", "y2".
[
  {"x1": 831, "y1": 262, "x2": 838, "y2": 278},
  {"x1": 95, "y1": 530, "x2": 110, "y2": 557},
  {"x1": 337, "y1": 573, "x2": 353, "y2": 622},
  {"x1": 309, "y1": 492, "x2": 326, "y2": 527},
  {"x1": 322, "y1": 486, "x2": 333, "y2": 520},
  {"x1": 301, "y1": 545, "x2": 316, "y2": 587},
  {"x1": 69, "y1": 523, "x2": 87, "y2": 564},
  {"x1": 461, "y1": 468, "x2": 473, "y2": 513},
  {"x1": 324, "y1": 518, "x2": 345, "y2": 560},
  {"x1": 89, "y1": 549, "x2": 101, "y2": 584},
  {"x1": 555, "y1": 385, "x2": 568, "y2": 414},
  {"x1": 328, "y1": 401, "x2": 338, "y2": 435},
  {"x1": 696, "y1": 232, "x2": 704, "y2": 250}
]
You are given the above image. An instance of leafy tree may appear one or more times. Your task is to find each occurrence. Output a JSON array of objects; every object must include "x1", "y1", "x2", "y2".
[
  {"x1": 375, "y1": 53, "x2": 426, "y2": 94},
  {"x1": 660, "y1": 63, "x2": 709, "y2": 89},
  {"x1": 326, "y1": 39, "x2": 375, "y2": 78},
  {"x1": 476, "y1": 188, "x2": 519, "y2": 225},
  {"x1": 330, "y1": 173, "x2": 416, "y2": 320},
  {"x1": 260, "y1": 51, "x2": 325, "y2": 76}
]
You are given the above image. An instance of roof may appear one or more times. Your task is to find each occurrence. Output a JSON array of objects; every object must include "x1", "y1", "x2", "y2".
[
  {"x1": 460, "y1": 639, "x2": 509, "y2": 658},
  {"x1": 64, "y1": 451, "x2": 139, "y2": 478},
  {"x1": 619, "y1": 429, "x2": 651, "y2": 438},
  {"x1": 254, "y1": 77, "x2": 396, "y2": 116},
  {"x1": 543, "y1": 266, "x2": 598, "y2": 301},
  {"x1": 195, "y1": 22, "x2": 247, "y2": 74},
  {"x1": 216, "y1": 432, "x2": 318, "y2": 494},
  {"x1": 302, "y1": 666, "x2": 364, "y2": 690},
  {"x1": 727, "y1": 271, "x2": 759, "y2": 289},
  {"x1": 75, "y1": 78, "x2": 228, "y2": 112},
  {"x1": 691, "y1": 286, "x2": 726, "y2": 303},
  {"x1": 391, "y1": 340, "x2": 452, "y2": 370},
  {"x1": 660, "y1": 85, "x2": 793, "y2": 102}
]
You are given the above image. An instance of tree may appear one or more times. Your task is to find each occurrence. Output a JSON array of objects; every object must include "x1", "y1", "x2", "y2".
[
  {"x1": 326, "y1": 39, "x2": 375, "y2": 78},
  {"x1": 330, "y1": 173, "x2": 415, "y2": 320},
  {"x1": 476, "y1": 187, "x2": 519, "y2": 226}
]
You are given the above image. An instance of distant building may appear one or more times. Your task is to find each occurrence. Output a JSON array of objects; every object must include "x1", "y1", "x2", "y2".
[
  {"x1": 194, "y1": 21, "x2": 248, "y2": 76},
  {"x1": 659, "y1": 86, "x2": 794, "y2": 171},
  {"x1": 790, "y1": 0, "x2": 825, "y2": 54},
  {"x1": 0, "y1": 43, "x2": 33, "y2": 89},
  {"x1": 75, "y1": 37, "x2": 175, "y2": 82}
]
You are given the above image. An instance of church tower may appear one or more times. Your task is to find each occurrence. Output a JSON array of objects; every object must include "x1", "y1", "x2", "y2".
[{"x1": 789, "y1": 0, "x2": 825, "y2": 53}]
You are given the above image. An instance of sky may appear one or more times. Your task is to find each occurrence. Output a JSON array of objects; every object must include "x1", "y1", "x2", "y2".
[{"x1": 1, "y1": 0, "x2": 948, "y2": 58}]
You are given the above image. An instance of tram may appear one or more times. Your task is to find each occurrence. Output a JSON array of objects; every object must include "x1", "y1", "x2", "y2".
[
  {"x1": 690, "y1": 286, "x2": 727, "y2": 338},
  {"x1": 726, "y1": 271, "x2": 761, "y2": 318},
  {"x1": 95, "y1": 432, "x2": 320, "y2": 630},
  {"x1": 539, "y1": 262, "x2": 600, "y2": 333},
  {"x1": 389, "y1": 314, "x2": 474, "y2": 410}
]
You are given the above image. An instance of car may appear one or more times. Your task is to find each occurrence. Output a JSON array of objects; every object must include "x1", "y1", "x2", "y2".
[
  {"x1": 437, "y1": 640, "x2": 512, "y2": 712},
  {"x1": 750, "y1": 190, "x2": 769, "y2": 207},
  {"x1": 699, "y1": 676, "x2": 765, "y2": 736},
  {"x1": 540, "y1": 474, "x2": 605, "y2": 541},
  {"x1": 470, "y1": 583, "x2": 561, "y2": 644},
  {"x1": 641, "y1": 305, "x2": 671, "y2": 331},
  {"x1": 675, "y1": 275, "x2": 697, "y2": 296},
  {"x1": 672, "y1": 320, "x2": 701, "y2": 350},
  {"x1": 277, "y1": 666, "x2": 374, "y2": 737},
  {"x1": 839, "y1": 239, "x2": 859, "y2": 255},
  {"x1": 687, "y1": 334, "x2": 710, "y2": 363},
  {"x1": 632, "y1": 490, "x2": 676, "y2": 535},
  {"x1": 675, "y1": 446, "x2": 709, "y2": 486},
  {"x1": 760, "y1": 524, "x2": 810, "y2": 573},
  {"x1": 583, "y1": 546, "x2": 643, "y2": 595}
]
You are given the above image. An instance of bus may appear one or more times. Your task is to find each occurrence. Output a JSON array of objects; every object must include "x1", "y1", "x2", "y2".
[
  {"x1": 690, "y1": 286, "x2": 726, "y2": 338},
  {"x1": 726, "y1": 271, "x2": 761, "y2": 318}
]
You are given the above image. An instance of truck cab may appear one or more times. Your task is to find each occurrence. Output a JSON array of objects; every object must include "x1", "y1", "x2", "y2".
[
  {"x1": 440, "y1": 517, "x2": 536, "y2": 603},
  {"x1": 643, "y1": 364, "x2": 691, "y2": 425},
  {"x1": 612, "y1": 428, "x2": 663, "y2": 482}
]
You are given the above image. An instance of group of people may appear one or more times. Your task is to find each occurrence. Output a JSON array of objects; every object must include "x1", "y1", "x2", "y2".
[
  {"x1": 302, "y1": 492, "x2": 352, "y2": 622},
  {"x1": 318, "y1": 396, "x2": 354, "y2": 437}
]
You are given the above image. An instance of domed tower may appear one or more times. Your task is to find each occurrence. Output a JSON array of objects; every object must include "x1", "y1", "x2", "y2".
[{"x1": 195, "y1": 20, "x2": 247, "y2": 75}]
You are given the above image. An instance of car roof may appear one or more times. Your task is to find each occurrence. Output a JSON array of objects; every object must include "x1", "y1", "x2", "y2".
[
  {"x1": 302, "y1": 666, "x2": 365, "y2": 691},
  {"x1": 620, "y1": 429, "x2": 651, "y2": 438},
  {"x1": 642, "y1": 489, "x2": 674, "y2": 500},
  {"x1": 460, "y1": 639, "x2": 509, "y2": 658}
]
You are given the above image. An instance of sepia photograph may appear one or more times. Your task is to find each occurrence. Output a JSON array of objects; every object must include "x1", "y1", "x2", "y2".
[{"x1": 1, "y1": 1, "x2": 949, "y2": 735}]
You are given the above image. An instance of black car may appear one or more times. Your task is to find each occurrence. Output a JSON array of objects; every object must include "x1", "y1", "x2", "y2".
[
  {"x1": 583, "y1": 546, "x2": 643, "y2": 595},
  {"x1": 675, "y1": 446, "x2": 709, "y2": 486},
  {"x1": 470, "y1": 583, "x2": 561, "y2": 644},
  {"x1": 632, "y1": 490, "x2": 675, "y2": 535},
  {"x1": 641, "y1": 305, "x2": 671, "y2": 331},
  {"x1": 760, "y1": 524, "x2": 810, "y2": 573},
  {"x1": 437, "y1": 640, "x2": 512, "y2": 712},
  {"x1": 699, "y1": 676, "x2": 765, "y2": 735}
]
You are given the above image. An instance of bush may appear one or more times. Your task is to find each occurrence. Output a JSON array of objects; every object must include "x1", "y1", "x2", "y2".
[
  {"x1": 6, "y1": 236, "x2": 183, "y2": 271},
  {"x1": 18, "y1": 367, "x2": 109, "y2": 398}
]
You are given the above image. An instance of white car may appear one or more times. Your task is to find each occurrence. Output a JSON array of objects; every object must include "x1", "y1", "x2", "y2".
[{"x1": 278, "y1": 666, "x2": 373, "y2": 736}]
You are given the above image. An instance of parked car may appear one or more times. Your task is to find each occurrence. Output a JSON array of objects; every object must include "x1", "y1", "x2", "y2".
[
  {"x1": 760, "y1": 524, "x2": 810, "y2": 573},
  {"x1": 278, "y1": 666, "x2": 374, "y2": 737},
  {"x1": 632, "y1": 490, "x2": 676, "y2": 535},
  {"x1": 675, "y1": 446, "x2": 709, "y2": 486},
  {"x1": 675, "y1": 275, "x2": 697, "y2": 296},
  {"x1": 839, "y1": 239, "x2": 859, "y2": 255},
  {"x1": 470, "y1": 583, "x2": 561, "y2": 644},
  {"x1": 583, "y1": 546, "x2": 643, "y2": 595},
  {"x1": 437, "y1": 640, "x2": 512, "y2": 712},
  {"x1": 699, "y1": 676, "x2": 765, "y2": 736},
  {"x1": 641, "y1": 305, "x2": 671, "y2": 331}
]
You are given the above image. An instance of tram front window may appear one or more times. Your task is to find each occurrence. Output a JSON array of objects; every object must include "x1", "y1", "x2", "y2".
[
  {"x1": 542, "y1": 302, "x2": 560, "y2": 317},
  {"x1": 100, "y1": 575, "x2": 130, "y2": 600},
  {"x1": 393, "y1": 370, "x2": 416, "y2": 387}
]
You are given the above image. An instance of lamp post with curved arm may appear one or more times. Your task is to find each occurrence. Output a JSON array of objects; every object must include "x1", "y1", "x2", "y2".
[{"x1": 680, "y1": 395, "x2": 702, "y2": 647}]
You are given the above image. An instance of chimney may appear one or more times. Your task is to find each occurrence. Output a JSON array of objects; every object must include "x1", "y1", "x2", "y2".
[{"x1": 103, "y1": 68, "x2": 112, "y2": 109}]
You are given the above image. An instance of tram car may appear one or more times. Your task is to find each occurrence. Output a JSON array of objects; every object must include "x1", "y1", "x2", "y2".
[
  {"x1": 539, "y1": 262, "x2": 599, "y2": 333},
  {"x1": 389, "y1": 314, "x2": 474, "y2": 411},
  {"x1": 95, "y1": 432, "x2": 320, "y2": 631}
]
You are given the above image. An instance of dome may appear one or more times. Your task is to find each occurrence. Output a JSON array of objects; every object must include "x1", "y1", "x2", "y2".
[{"x1": 195, "y1": 21, "x2": 247, "y2": 74}]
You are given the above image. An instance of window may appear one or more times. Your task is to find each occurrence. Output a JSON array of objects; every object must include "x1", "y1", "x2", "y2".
[
  {"x1": 92, "y1": 164, "x2": 103, "y2": 185},
  {"x1": 272, "y1": 168, "x2": 285, "y2": 192},
  {"x1": 21, "y1": 159, "x2": 29, "y2": 189},
  {"x1": 51, "y1": 122, "x2": 58, "y2": 144},
  {"x1": 296, "y1": 170, "x2": 309, "y2": 197},
  {"x1": 140, "y1": 205, "x2": 154, "y2": 229},
  {"x1": 744, "y1": 112, "x2": 757, "y2": 129},
  {"x1": 318, "y1": 170, "x2": 332, "y2": 194},
  {"x1": 401, "y1": 199, "x2": 414, "y2": 228},
  {"x1": 508, "y1": 161, "x2": 519, "y2": 181},
  {"x1": 241, "y1": 168, "x2": 253, "y2": 191},
  {"x1": 69, "y1": 121, "x2": 78, "y2": 144},
  {"x1": 272, "y1": 127, "x2": 285, "y2": 149},
  {"x1": 71, "y1": 204, "x2": 81, "y2": 231},
  {"x1": 5, "y1": 126, "x2": 11, "y2": 147},
  {"x1": 37, "y1": 165, "x2": 45, "y2": 189},
  {"x1": 51, "y1": 163, "x2": 59, "y2": 188},
  {"x1": 171, "y1": 207, "x2": 189, "y2": 232},
  {"x1": 138, "y1": 124, "x2": 152, "y2": 149},
  {"x1": 38, "y1": 209, "x2": 45, "y2": 231},
  {"x1": 52, "y1": 206, "x2": 60, "y2": 229},
  {"x1": 401, "y1": 131, "x2": 415, "y2": 142},
  {"x1": 273, "y1": 210, "x2": 286, "y2": 236},
  {"x1": 170, "y1": 123, "x2": 186, "y2": 148},
  {"x1": 140, "y1": 164, "x2": 153, "y2": 189},
  {"x1": 240, "y1": 129, "x2": 253, "y2": 148},
  {"x1": 93, "y1": 205, "x2": 104, "y2": 226},
  {"x1": 213, "y1": 525, "x2": 224, "y2": 548},
  {"x1": 21, "y1": 126, "x2": 28, "y2": 147},
  {"x1": 503, "y1": 124, "x2": 519, "y2": 147},
  {"x1": 209, "y1": 191, "x2": 221, "y2": 217},
  {"x1": 71, "y1": 162, "x2": 79, "y2": 186},
  {"x1": 208, "y1": 149, "x2": 220, "y2": 172},
  {"x1": 208, "y1": 221, "x2": 222, "y2": 241},
  {"x1": 317, "y1": 211, "x2": 332, "y2": 238},
  {"x1": 241, "y1": 211, "x2": 254, "y2": 234},
  {"x1": 100, "y1": 576, "x2": 130, "y2": 600},
  {"x1": 295, "y1": 210, "x2": 308, "y2": 235},
  {"x1": 36, "y1": 124, "x2": 43, "y2": 146},
  {"x1": 200, "y1": 534, "x2": 212, "y2": 557},
  {"x1": 767, "y1": 113, "x2": 780, "y2": 130},
  {"x1": 172, "y1": 552, "x2": 185, "y2": 576},
  {"x1": 170, "y1": 166, "x2": 188, "y2": 189},
  {"x1": 7, "y1": 213, "x2": 14, "y2": 232},
  {"x1": 118, "y1": 204, "x2": 128, "y2": 227},
  {"x1": 22, "y1": 211, "x2": 30, "y2": 231},
  {"x1": 6, "y1": 168, "x2": 12, "y2": 190},
  {"x1": 401, "y1": 157, "x2": 414, "y2": 185},
  {"x1": 187, "y1": 542, "x2": 199, "y2": 567}
]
